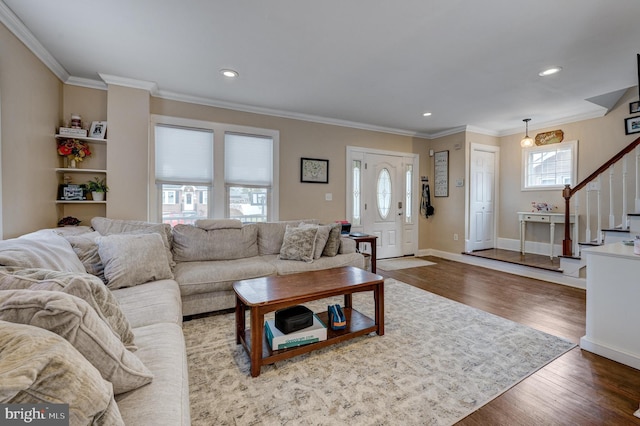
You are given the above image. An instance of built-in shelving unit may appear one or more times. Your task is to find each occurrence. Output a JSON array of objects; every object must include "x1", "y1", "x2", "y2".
[{"x1": 55, "y1": 130, "x2": 108, "y2": 222}]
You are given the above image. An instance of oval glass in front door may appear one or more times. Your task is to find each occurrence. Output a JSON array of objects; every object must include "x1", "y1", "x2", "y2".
[{"x1": 377, "y1": 168, "x2": 391, "y2": 219}]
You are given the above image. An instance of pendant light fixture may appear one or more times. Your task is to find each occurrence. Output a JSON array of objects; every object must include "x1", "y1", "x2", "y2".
[{"x1": 520, "y1": 118, "x2": 534, "y2": 148}]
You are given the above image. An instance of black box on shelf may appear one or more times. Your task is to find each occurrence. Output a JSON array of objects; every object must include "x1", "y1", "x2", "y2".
[{"x1": 275, "y1": 305, "x2": 313, "y2": 334}]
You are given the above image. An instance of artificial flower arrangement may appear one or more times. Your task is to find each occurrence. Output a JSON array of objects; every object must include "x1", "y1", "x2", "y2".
[
  {"x1": 531, "y1": 201, "x2": 556, "y2": 212},
  {"x1": 57, "y1": 139, "x2": 91, "y2": 163},
  {"x1": 57, "y1": 216, "x2": 81, "y2": 226}
]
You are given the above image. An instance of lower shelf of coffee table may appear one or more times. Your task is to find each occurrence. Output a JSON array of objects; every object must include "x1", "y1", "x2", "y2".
[{"x1": 243, "y1": 307, "x2": 379, "y2": 366}]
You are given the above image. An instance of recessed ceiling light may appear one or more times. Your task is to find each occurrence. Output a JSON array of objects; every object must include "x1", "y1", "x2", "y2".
[
  {"x1": 538, "y1": 67, "x2": 562, "y2": 77},
  {"x1": 220, "y1": 69, "x2": 239, "y2": 78},
  {"x1": 422, "y1": 112, "x2": 432, "y2": 117}
]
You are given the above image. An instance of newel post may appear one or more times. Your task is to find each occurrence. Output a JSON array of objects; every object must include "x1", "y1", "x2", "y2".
[{"x1": 562, "y1": 184, "x2": 573, "y2": 256}]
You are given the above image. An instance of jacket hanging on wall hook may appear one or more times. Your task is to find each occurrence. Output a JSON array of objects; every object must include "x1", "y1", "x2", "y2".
[{"x1": 421, "y1": 180, "x2": 434, "y2": 218}]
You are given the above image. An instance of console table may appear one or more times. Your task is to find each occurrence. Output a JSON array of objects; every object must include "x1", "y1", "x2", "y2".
[{"x1": 518, "y1": 212, "x2": 577, "y2": 259}]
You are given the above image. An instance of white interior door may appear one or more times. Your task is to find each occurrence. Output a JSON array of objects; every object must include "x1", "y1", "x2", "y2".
[
  {"x1": 363, "y1": 153, "x2": 405, "y2": 259},
  {"x1": 469, "y1": 146, "x2": 497, "y2": 251}
]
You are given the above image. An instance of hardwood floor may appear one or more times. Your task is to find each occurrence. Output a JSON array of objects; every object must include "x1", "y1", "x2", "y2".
[{"x1": 378, "y1": 256, "x2": 640, "y2": 425}]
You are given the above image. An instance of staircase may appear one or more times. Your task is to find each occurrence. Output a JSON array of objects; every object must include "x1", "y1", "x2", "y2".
[{"x1": 560, "y1": 135, "x2": 640, "y2": 277}]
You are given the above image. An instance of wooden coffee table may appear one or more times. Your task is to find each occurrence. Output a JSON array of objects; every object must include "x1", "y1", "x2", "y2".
[{"x1": 234, "y1": 266, "x2": 384, "y2": 377}]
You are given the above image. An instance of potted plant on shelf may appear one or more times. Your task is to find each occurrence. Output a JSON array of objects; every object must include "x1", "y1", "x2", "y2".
[{"x1": 85, "y1": 177, "x2": 108, "y2": 201}]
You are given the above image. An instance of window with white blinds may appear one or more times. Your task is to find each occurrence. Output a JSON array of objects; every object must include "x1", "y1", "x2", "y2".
[
  {"x1": 155, "y1": 125, "x2": 213, "y2": 184},
  {"x1": 150, "y1": 116, "x2": 279, "y2": 223},
  {"x1": 224, "y1": 133, "x2": 273, "y2": 186}
]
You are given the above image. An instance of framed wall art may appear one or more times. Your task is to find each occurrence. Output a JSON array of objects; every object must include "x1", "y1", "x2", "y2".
[
  {"x1": 434, "y1": 150, "x2": 449, "y2": 197},
  {"x1": 630, "y1": 101, "x2": 640, "y2": 114},
  {"x1": 300, "y1": 158, "x2": 329, "y2": 183},
  {"x1": 57, "y1": 184, "x2": 86, "y2": 201},
  {"x1": 625, "y1": 116, "x2": 640, "y2": 135}
]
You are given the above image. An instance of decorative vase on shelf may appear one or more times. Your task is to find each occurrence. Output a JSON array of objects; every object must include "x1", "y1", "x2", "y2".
[
  {"x1": 91, "y1": 191, "x2": 105, "y2": 202},
  {"x1": 69, "y1": 159, "x2": 77, "y2": 169}
]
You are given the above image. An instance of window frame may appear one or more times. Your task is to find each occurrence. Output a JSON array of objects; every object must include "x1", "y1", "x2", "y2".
[
  {"x1": 521, "y1": 140, "x2": 578, "y2": 191},
  {"x1": 149, "y1": 115, "x2": 279, "y2": 222}
]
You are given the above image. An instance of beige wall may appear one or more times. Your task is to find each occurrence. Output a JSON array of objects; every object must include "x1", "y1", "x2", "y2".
[
  {"x1": 420, "y1": 132, "x2": 467, "y2": 253},
  {"x1": 107, "y1": 85, "x2": 150, "y2": 220},
  {"x1": 498, "y1": 87, "x2": 639, "y2": 246},
  {"x1": 0, "y1": 23, "x2": 61, "y2": 238}
]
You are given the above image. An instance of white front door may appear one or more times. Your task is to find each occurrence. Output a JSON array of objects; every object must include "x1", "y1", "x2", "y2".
[
  {"x1": 363, "y1": 153, "x2": 405, "y2": 259},
  {"x1": 468, "y1": 145, "x2": 498, "y2": 251}
]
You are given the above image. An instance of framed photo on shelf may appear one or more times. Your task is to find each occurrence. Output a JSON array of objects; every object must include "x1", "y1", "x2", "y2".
[
  {"x1": 630, "y1": 101, "x2": 640, "y2": 114},
  {"x1": 57, "y1": 184, "x2": 86, "y2": 201},
  {"x1": 89, "y1": 121, "x2": 107, "y2": 139},
  {"x1": 300, "y1": 157, "x2": 329, "y2": 183},
  {"x1": 625, "y1": 116, "x2": 640, "y2": 135}
]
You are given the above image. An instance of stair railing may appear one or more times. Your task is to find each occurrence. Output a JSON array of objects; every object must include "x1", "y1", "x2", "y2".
[{"x1": 563, "y1": 135, "x2": 640, "y2": 256}]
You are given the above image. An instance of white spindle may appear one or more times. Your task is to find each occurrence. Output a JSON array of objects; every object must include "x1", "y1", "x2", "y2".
[
  {"x1": 574, "y1": 192, "x2": 580, "y2": 255},
  {"x1": 635, "y1": 146, "x2": 640, "y2": 212},
  {"x1": 623, "y1": 156, "x2": 628, "y2": 228},
  {"x1": 585, "y1": 184, "x2": 591, "y2": 243},
  {"x1": 609, "y1": 164, "x2": 615, "y2": 228},
  {"x1": 597, "y1": 175, "x2": 602, "y2": 244}
]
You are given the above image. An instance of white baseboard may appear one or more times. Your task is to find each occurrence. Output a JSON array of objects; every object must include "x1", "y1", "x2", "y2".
[
  {"x1": 415, "y1": 248, "x2": 586, "y2": 289},
  {"x1": 580, "y1": 335, "x2": 640, "y2": 371},
  {"x1": 497, "y1": 237, "x2": 565, "y2": 258}
]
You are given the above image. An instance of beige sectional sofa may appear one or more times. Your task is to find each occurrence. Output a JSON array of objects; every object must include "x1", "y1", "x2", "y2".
[
  {"x1": 0, "y1": 217, "x2": 364, "y2": 425},
  {"x1": 171, "y1": 218, "x2": 364, "y2": 315}
]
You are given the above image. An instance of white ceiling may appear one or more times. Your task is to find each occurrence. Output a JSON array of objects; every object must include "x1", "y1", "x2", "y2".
[{"x1": 3, "y1": 0, "x2": 640, "y2": 138}]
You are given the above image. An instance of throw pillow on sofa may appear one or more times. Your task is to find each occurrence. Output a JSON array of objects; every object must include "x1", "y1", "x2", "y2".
[
  {"x1": 0, "y1": 230, "x2": 85, "y2": 273},
  {"x1": 91, "y1": 217, "x2": 175, "y2": 268},
  {"x1": 97, "y1": 233, "x2": 174, "y2": 290},
  {"x1": 0, "y1": 290, "x2": 153, "y2": 394},
  {"x1": 279, "y1": 225, "x2": 318, "y2": 263},
  {"x1": 172, "y1": 223, "x2": 259, "y2": 262},
  {"x1": 0, "y1": 267, "x2": 137, "y2": 351},
  {"x1": 91, "y1": 216, "x2": 173, "y2": 244},
  {"x1": 322, "y1": 223, "x2": 343, "y2": 257},
  {"x1": 0, "y1": 320, "x2": 125, "y2": 425},
  {"x1": 300, "y1": 223, "x2": 332, "y2": 259},
  {"x1": 256, "y1": 219, "x2": 319, "y2": 255},
  {"x1": 62, "y1": 231, "x2": 106, "y2": 282}
]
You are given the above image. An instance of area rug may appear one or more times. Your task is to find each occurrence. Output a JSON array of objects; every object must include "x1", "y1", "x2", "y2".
[
  {"x1": 377, "y1": 257, "x2": 436, "y2": 270},
  {"x1": 184, "y1": 279, "x2": 575, "y2": 426}
]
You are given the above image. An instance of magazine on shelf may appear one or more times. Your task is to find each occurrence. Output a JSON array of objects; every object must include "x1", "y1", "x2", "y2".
[{"x1": 265, "y1": 314, "x2": 327, "y2": 351}]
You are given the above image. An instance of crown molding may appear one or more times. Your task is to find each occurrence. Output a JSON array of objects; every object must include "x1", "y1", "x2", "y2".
[
  {"x1": 65, "y1": 76, "x2": 107, "y2": 91},
  {"x1": 465, "y1": 125, "x2": 501, "y2": 137},
  {"x1": 155, "y1": 88, "x2": 431, "y2": 139},
  {"x1": 98, "y1": 73, "x2": 159, "y2": 95},
  {"x1": 0, "y1": 1, "x2": 69, "y2": 82},
  {"x1": 496, "y1": 108, "x2": 607, "y2": 137},
  {"x1": 427, "y1": 126, "x2": 468, "y2": 139}
]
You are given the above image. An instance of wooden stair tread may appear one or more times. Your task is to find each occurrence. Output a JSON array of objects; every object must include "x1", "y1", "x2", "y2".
[
  {"x1": 602, "y1": 228, "x2": 630, "y2": 233},
  {"x1": 577, "y1": 241, "x2": 604, "y2": 246}
]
